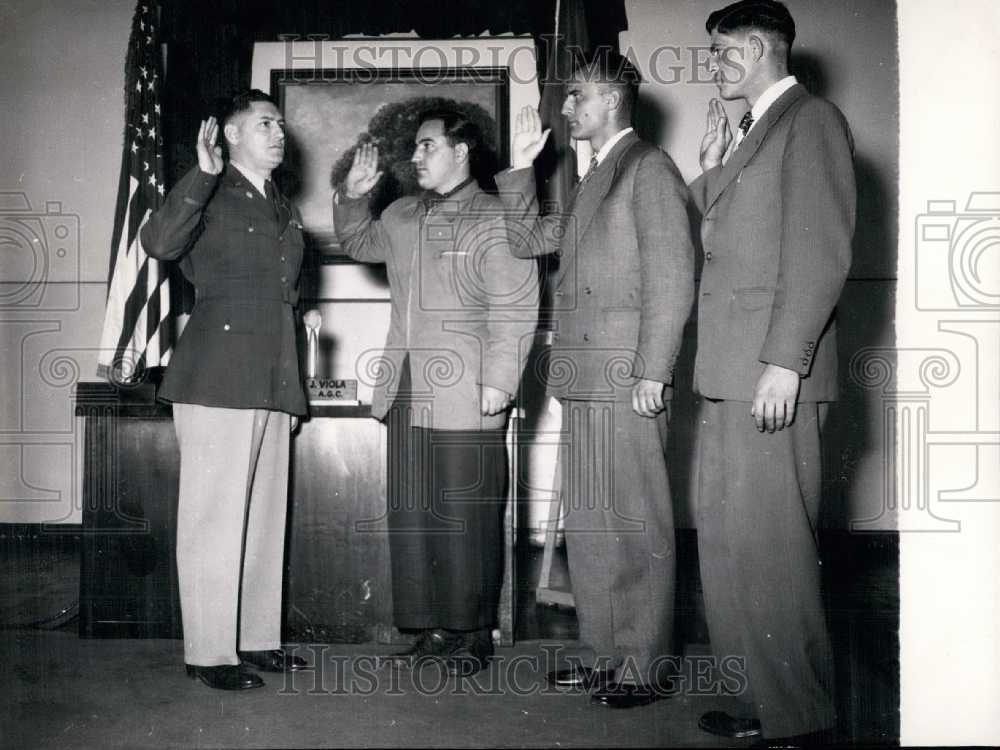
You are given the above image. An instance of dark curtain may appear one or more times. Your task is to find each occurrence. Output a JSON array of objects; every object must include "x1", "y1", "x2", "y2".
[
  {"x1": 159, "y1": 0, "x2": 626, "y2": 184},
  {"x1": 536, "y1": 0, "x2": 590, "y2": 213}
]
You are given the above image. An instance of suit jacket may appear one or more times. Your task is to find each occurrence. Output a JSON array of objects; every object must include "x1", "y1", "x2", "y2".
[
  {"x1": 688, "y1": 85, "x2": 856, "y2": 402},
  {"x1": 333, "y1": 180, "x2": 539, "y2": 430},
  {"x1": 496, "y1": 132, "x2": 695, "y2": 401},
  {"x1": 141, "y1": 164, "x2": 308, "y2": 415}
]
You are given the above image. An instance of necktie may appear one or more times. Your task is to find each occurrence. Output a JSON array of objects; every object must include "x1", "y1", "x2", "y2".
[
  {"x1": 723, "y1": 111, "x2": 755, "y2": 165},
  {"x1": 578, "y1": 155, "x2": 599, "y2": 189},
  {"x1": 264, "y1": 179, "x2": 280, "y2": 221}
]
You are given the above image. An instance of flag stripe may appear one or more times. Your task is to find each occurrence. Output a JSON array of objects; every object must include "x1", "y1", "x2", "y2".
[{"x1": 97, "y1": 0, "x2": 175, "y2": 384}]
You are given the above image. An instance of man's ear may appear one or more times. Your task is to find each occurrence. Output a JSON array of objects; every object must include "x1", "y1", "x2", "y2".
[
  {"x1": 455, "y1": 142, "x2": 470, "y2": 164},
  {"x1": 223, "y1": 121, "x2": 240, "y2": 147},
  {"x1": 748, "y1": 33, "x2": 765, "y2": 63},
  {"x1": 604, "y1": 87, "x2": 623, "y2": 113}
]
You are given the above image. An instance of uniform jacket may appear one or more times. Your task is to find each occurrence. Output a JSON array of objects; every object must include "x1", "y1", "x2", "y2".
[
  {"x1": 496, "y1": 132, "x2": 695, "y2": 402},
  {"x1": 141, "y1": 164, "x2": 308, "y2": 415},
  {"x1": 688, "y1": 85, "x2": 856, "y2": 402},
  {"x1": 333, "y1": 180, "x2": 539, "y2": 430}
]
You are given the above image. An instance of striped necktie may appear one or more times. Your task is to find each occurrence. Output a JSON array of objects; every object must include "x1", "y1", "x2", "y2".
[
  {"x1": 732, "y1": 111, "x2": 754, "y2": 150},
  {"x1": 723, "y1": 111, "x2": 756, "y2": 165},
  {"x1": 578, "y1": 155, "x2": 599, "y2": 188}
]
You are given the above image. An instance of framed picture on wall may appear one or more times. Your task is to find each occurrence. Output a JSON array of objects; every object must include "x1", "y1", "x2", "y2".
[
  {"x1": 250, "y1": 37, "x2": 539, "y2": 299},
  {"x1": 270, "y1": 66, "x2": 510, "y2": 262}
]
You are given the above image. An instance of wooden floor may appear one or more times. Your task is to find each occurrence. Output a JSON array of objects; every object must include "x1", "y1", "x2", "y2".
[{"x1": 0, "y1": 524, "x2": 899, "y2": 747}]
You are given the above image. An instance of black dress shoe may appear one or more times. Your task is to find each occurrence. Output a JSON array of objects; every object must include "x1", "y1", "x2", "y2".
[
  {"x1": 185, "y1": 664, "x2": 264, "y2": 690},
  {"x1": 590, "y1": 682, "x2": 668, "y2": 709},
  {"x1": 386, "y1": 629, "x2": 462, "y2": 668},
  {"x1": 445, "y1": 630, "x2": 494, "y2": 676},
  {"x1": 546, "y1": 665, "x2": 615, "y2": 690},
  {"x1": 699, "y1": 710, "x2": 763, "y2": 738},
  {"x1": 239, "y1": 649, "x2": 308, "y2": 673}
]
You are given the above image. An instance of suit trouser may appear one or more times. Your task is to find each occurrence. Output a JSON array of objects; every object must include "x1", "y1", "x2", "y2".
[
  {"x1": 559, "y1": 398, "x2": 675, "y2": 683},
  {"x1": 695, "y1": 398, "x2": 835, "y2": 737},
  {"x1": 388, "y1": 426, "x2": 507, "y2": 631},
  {"x1": 172, "y1": 403, "x2": 290, "y2": 666}
]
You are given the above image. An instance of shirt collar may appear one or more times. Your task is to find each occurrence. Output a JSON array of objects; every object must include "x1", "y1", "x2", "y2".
[
  {"x1": 229, "y1": 160, "x2": 269, "y2": 196},
  {"x1": 593, "y1": 127, "x2": 634, "y2": 166},
  {"x1": 422, "y1": 175, "x2": 477, "y2": 210},
  {"x1": 748, "y1": 76, "x2": 798, "y2": 128}
]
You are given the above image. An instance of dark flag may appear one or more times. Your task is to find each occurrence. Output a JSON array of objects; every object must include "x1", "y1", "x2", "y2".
[
  {"x1": 537, "y1": 0, "x2": 590, "y2": 211},
  {"x1": 98, "y1": 0, "x2": 179, "y2": 384},
  {"x1": 532, "y1": 0, "x2": 590, "y2": 333}
]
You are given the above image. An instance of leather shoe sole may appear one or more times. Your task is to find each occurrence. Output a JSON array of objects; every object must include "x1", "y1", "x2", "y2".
[
  {"x1": 239, "y1": 649, "x2": 307, "y2": 673},
  {"x1": 590, "y1": 682, "x2": 669, "y2": 709},
  {"x1": 699, "y1": 710, "x2": 763, "y2": 738},
  {"x1": 186, "y1": 664, "x2": 264, "y2": 691}
]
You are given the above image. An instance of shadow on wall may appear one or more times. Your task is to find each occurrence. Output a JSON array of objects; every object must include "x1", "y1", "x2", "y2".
[
  {"x1": 634, "y1": 91, "x2": 674, "y2": 152},
  {"x1": 822, "y1": 149, "x2": 898, "y2": 530}
]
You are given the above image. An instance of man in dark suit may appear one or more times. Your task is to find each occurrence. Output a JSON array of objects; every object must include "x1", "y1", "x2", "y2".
[
  {"x1": 499, "y1": 50, "x2": 695, "y2": 708},
  {"x1": 142, "y1": 89, "x2": 308, "y2": 690},
  {"x1": 333, "y1": 108, "x2": 538, "y2": 675},
  {"x1": 689, "y1": 1, "x2": 856, "y2": 742}
]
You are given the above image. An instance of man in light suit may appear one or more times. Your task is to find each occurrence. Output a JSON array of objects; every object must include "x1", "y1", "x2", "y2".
[
  {"x1": 689, "y1": 1, "x2": 856, "y2": 743},
  {"x1": 142, "y1": 90, "x2": 309, "y2": 690},
  {"x1": 333, "y1": 108, "x2": 538, "y2": 675},
  {"x1": 500, "y1": 50, "x2": 695, "y2": 708}
]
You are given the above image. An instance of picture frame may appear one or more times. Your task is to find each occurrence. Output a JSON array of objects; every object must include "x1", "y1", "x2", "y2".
[{"x1": 271, "y1": 66, "x2": 511, "y2": 262}]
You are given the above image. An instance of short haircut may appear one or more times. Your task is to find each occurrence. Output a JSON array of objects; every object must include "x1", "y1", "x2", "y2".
[
  {"x1": 222, "y1": 88, "x2": 278, "y2": 128},
  {"x1": 418, "y1": 107, "x2": 481, "y2": 160},
  {"x1": 706, "y1": 0, "x2": 796, "y2": 48},
  {"x1": 571, "y1": 48, "x2": 642, "y2": 122}
]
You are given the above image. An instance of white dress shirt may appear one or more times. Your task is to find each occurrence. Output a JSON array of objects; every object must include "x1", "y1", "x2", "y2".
[{"x1": 725, "y1": 75, "x2": 798, "y2": 162}]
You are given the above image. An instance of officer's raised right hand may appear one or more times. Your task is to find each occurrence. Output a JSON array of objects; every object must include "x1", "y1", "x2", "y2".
[{"x1": 196, "y1": 117, "x2": 224, "y2": 175}]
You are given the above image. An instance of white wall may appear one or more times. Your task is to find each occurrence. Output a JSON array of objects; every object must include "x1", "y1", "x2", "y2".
[{"x1": 1, "y1": 0, "x2": 134, "y2": 523}]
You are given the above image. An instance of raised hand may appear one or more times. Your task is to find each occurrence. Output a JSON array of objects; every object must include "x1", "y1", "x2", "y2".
[
  {"x1": 344, "y1": 143, "x2": 383, "y2": 199},
  {"x1": 511, "y1": 106, "x2": 551, "y2": 169},
  {"x1": 699, "y1": 98, "x2": 732, "y2": 172},
  {"x1": 196, "y1": 117, "x2": 224, "y2": 175}
]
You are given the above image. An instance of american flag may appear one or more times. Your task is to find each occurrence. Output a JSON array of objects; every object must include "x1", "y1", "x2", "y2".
[{"x1": 98, "y1": 1, "x2": 179, "y2": 384}]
